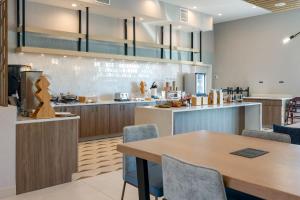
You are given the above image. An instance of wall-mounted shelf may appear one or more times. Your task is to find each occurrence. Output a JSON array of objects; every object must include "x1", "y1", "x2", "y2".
[
  {"x1": 16, "y1": 0, "x2": 204, "y2": 64},
  {"x1": 17, "y1": 26, "x2": 201, "y2": 53},
  {"x1": 16, "y1": 46, "x2": 210, "y2": 67},
  {"x1": 17, "y1": 26, "x2": 85, "y2": 39}
]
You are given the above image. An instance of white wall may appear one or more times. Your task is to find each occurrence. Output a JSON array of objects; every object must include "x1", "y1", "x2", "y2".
[
  {"x1": 8, "y1": 1, "x2": 213, "y2": 99},
  {"x1": 214, "y1": 9, "x2": 300, "y2": 96},
  {"x1": 0, "y1": 106, "x2": 17, "y2": 198}
]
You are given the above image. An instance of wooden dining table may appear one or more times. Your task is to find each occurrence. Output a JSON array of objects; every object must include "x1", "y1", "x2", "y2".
[{"x1": 117, "y1": 131, "x2": 300, "y2": 200}]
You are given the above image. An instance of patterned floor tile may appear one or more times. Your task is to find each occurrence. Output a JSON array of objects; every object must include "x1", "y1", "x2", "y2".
[{"x1": 73, "y1": 136, "x2": 123, "y2": 181}]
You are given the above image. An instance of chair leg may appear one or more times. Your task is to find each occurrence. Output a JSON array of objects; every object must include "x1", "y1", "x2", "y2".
[
  {"x1": 155, "y1": 197, "x2": 158, "y2": 200},
  {"x1": 121, "y1": 181, "x2": 126, "y2": 200}
]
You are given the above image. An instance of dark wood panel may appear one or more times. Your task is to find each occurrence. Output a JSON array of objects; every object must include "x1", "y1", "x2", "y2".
[
  {"x1": 0, "y1": 0, "x2": 8, "y2": 106},
  {"x1": 80, "y1": 105, "x2": 97, "y2": 137},
  {"x1": 54, "y1": 106, "x2": 63, "y2": 112},
  {"x1": 16, "y1": 119, "x2": 79, "y2": 194},
  {"x1": 96, "y1": 104, "x2": 110, "y2": 135},
  {"x1": 65, "y1": 106, "x2": 81, "y2": 116},
  {"x1": 123, "y1": 103, "x2": 136, "y2": 126},
  {"x1": 244, "y1": 98, "x2": 287, "y2": 128},
  {"x1": 109, "y1": 104, "x2": 124, "y2": 134},
  {"x1": 55, "y1": 102, "x2": 157, "y2": 138}
]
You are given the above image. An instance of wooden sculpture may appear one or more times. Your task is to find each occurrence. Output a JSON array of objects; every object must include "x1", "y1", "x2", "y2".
[
  {"x1": 140, "y1": 81, "x2": 146, "y2": 96},
  {"x1": 32, "y1": 75, "x2": 55, "y2": 119}
]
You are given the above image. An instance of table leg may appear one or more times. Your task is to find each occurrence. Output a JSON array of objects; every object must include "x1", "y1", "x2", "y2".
[{"x1": 136, "y1": 157, "x2": 150, "y2": 200}]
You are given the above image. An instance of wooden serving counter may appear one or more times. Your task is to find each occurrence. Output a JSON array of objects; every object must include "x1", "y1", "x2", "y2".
[
  {"x1": 243, "y1": 97, "x2": 291, "y2": 128},
  {"x1": 16, "y1": 116, "x2": 79, "y2": 194}
]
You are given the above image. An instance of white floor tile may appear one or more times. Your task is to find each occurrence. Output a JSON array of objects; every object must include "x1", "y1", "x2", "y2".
[{"x1": 1, "y1": 170, "x2": 162, "y2": 200}]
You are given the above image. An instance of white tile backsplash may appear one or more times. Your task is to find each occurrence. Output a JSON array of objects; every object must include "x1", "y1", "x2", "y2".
[{"x1": 9, "y1": 52, "x2": 200, "y2": 100}]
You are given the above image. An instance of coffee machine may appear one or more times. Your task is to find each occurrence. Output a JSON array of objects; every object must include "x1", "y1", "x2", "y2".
[{"x1": 8, "y1": 65, "x2": 43, "y2": 115}]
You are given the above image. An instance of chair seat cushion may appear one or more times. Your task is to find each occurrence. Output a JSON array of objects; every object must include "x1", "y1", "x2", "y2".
[
  {"x1": 125, "y1": 164, "x2": 163, "y2": 197},
  {"x1": 273, "y1": 124, "x2": 300, "y2": 145}
]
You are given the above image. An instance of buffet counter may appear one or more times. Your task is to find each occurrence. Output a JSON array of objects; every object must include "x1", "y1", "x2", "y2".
[
  {"x1": 135, "y1": 102, "x2": 262, "y2": 136},
  {"x1": 16, "y1": 116, "x2": 79, "y2": 194}
]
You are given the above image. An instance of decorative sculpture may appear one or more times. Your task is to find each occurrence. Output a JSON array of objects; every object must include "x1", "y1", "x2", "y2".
[{"x1": 32, "y1": 75, "x2": 55, "y2": 119}]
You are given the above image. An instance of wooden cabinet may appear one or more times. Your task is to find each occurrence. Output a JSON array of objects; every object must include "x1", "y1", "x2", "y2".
[
  {"x1": 54, "y1": 102, "x2": 156, "y2": 138},
  {"x1": 109, "y1": 104, "x2": 125, "y2": 134},
  {"x1": 54, "y1": 106, "x2": 63, "y2": 112},
  {"x1": 244, "y1": 98, "x2": 290, "y2": 128},
  {"x1": 16, "y1": 118, "x2": 79, "y2": 194},
  {"x1": 124, "y1": 103, "x2": 136, "y2": 127},
  {"x1": 80, "y1": 105, "x2": 97, "y2": 137},
  {"x1": 64, "y1": 106, "x2": 81, "y2": 116},
  {"x1": 96, "y1": 105, "x2": 110, "y2": 135},
  {"x1": 109, "y1": 103, "x2": 137, "y2": 134}
]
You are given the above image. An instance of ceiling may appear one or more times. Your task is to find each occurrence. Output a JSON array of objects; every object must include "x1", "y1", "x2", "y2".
[
  {"x1": 29, "y1": 0, "x2": 271, "y2": 24},
  {"x1": 245, "y1": 0, "x2": 300, "y2": 13},
  {"x1": 159, "y1": 0, "x2": 270, "y2": 23}
]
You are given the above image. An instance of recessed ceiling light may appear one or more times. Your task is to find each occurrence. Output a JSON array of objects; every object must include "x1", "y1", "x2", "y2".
[
  {"x1": 193, "y1": 6, "x2": 197, "y2": 9},
  {"x1": 139, "y1": 17, "x2": 144, "y2": 21},
  {"x1": 72, "y1": 3, "x2": 77, "y2": 7},
  {"x1": 275, "y1": 2, "x2": 286, "y2": 7},
  {"x1": 218, "y1": 13, "x2": 223, "y2": 16}
]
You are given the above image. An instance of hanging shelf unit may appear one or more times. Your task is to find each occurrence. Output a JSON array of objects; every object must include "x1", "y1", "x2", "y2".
[
  {"x1": 16, "y1": 0, "x2": 208, "y2": 67},
  {"x1": 16, "y1": 46, "x2": 209, "y2": 66}
]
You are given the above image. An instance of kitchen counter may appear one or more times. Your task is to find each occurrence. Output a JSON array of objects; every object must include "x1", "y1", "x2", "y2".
[
  {"x1": 135, "y1": 102, "x2": 262, "y2": 136},
  {"x1": 16, "y1": 116, "x2": 80, "y2": 124},
  {"x1": 139, "y1": 102, "x2": 261, "y2": 113},
  {"x1": 52, "y1": 99, "x2": 166, "y2": 107},
  {"x1": 243, "y1": 97, "x2": 292, "y2": 101},
  {"x1": 243, "y1": 97, "x2": 290, "y2": 128},
  {"x1": 16, "y1": 115, "x2": 79, "y2": 194}
]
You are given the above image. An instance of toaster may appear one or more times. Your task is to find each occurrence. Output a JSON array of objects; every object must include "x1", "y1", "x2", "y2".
[{"x1": 114, "y1": 93, "x2": 130, "y2": 101}]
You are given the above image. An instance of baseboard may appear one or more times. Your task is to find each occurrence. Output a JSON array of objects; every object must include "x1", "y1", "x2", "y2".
[{"x1": 0, "y1": 186, "x2": 16, "y2": 199}]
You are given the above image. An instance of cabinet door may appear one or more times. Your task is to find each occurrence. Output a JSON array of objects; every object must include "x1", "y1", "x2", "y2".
[
  {"x1": 80, "y1": 106, "x2": 97, "y2": 137},
  {"x1": 271, "y1": 105, "x2": 283, "y2": 125},
  {"x1": 123, "y1": 103, "x2": 136, "y2": 126},
  {"x1": 65, "y1": 106, "x2": 81, "y2": 116},
  {"x1": 54, "y1": 106, "x2": 64, "y2": 112},
  {"x1": 262, "y1": 105, "x2": 273, "y2": 128},
  {"x1": 109, "y1": 104, "x2": 124, "y2": 134},
  {"x1": 96, "y1": 105, "x2": 110, "y2": 135}
]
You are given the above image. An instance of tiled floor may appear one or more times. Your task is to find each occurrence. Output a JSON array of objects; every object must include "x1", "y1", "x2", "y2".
[
  {"x1": 73, "y1": 137, "x2": 123, "y2": 181},
  {"x1": 1, "y1": 170, "x2": 161, "y2": 200}
]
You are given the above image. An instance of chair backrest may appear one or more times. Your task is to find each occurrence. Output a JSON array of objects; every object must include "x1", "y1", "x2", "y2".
[
  {"x1": 273, "y1": 124, "x2": 300, "y2": 145},
  {"x1": 123, "y1": 124, "x2": 159, "y2": 178},
  {"x1": 162, "y1": 155, "x2": 227, "y2": 200},
  {"x1": 242, "y1": 130, "x2": 291, "y2": 143}
]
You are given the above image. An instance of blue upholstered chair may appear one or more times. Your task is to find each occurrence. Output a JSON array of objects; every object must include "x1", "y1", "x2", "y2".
[
  {"x1": 162, "y1": 155, "x2": 262, "y2": 200},
  {"x1": 242, "y1": 129, "x2": 291, "y2": 143},
  {"x1": 273, "y1": 124, "x2": 300, "y2": 145},
  {"x1": 162, "y1": 154, "x2": 227, "y2": 200},
  {"x1": 121, "y1": 124, "x2": 163, "y2": 200}
]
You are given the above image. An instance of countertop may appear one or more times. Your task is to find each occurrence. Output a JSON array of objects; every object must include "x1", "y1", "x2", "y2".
[
  {"x1": 136, "y1": 102, "x2": 261, "y2": 113},
  {"x1": 243, "y1": 96, "x2": 292, "y2": 101},
  {"x1": 52, "y1": 99, "x2": 166, "y2": 107},
  {"x1": 16, "y1": 116, "x2": 80, "y2": 125},
  {"x1": 243, "y1": 97, "x2": 292, "y2": 101}
]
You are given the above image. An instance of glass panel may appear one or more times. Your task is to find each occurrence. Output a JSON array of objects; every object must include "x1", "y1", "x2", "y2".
[{"x1": 195, "y1": 73, "x2": 206, "y2": 96}]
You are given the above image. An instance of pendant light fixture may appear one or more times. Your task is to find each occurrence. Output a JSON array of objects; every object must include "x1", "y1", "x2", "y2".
[{"x1": 283, "y1": 32, "x2": 300, "y2": 44}]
